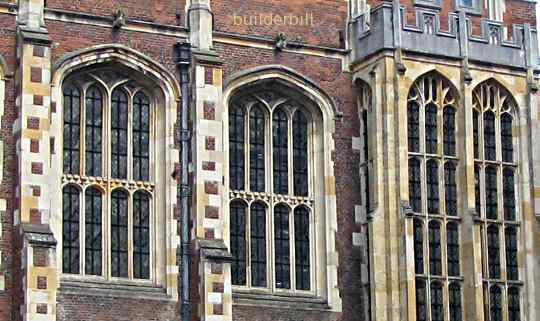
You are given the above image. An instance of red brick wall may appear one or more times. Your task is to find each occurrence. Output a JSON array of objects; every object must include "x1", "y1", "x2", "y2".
[
  {"x1": 45, "y1": 0, "x2": 186, "y2": 26},
  {"x1": 212, "y1": 0, "x2": 348, "y2": 48},
  {"x1": 0, "y1": 12, "x2": 18, "y2": 321}
]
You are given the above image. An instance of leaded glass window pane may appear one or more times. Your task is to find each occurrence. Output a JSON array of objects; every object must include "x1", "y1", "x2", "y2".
[
  {"x1": 63, "y1": 185, "x2": 80, "y2": 274},
  {"x1": 293, "y1": 110, "x2": 309, "y2": 197},
  {"x1": 416, "y1": 278, "x2": 427, "y2": 321},
  {"x1": 250, "y1": 202, "x2": 267, "y2": 287},
  {"x1": 490, "y1": 285, "x2": 503, "y2": 321},
  {"x1": 229, "y1": 105, "x2": 245, "y2": 190},
  {"x1": 425, "y1": 104, "x2": 438, "y2": 154},
  {"x1": 294, "y1": 206, "x2": 310, "y2": 291},
  {"x1": 85, "y1": 187, "x2": 102, "y2": 276},
  {"x1": 273, "y1": 110, "x2": 288, "y2": 195},
  {"x1": 501, "y1": 113, "x2": 513, "y2": 163},
  {"x1": 230, "y1": 201, "x2": 247, "y2": 285},
  {"x1": 249, "y1": 106, "x2": 265, "y2": 192},
  {"x1": 408, "y1": 102, "x2": 420, "y2": 153},
  {"x1": 409, "y1": 158, "x2": 422, "y2": 213},
  {"x1": 484, "y1": 111, "x2": 496, "y2": 160},
  {"x1": 429, "y1": 220, "x2": 442, "y2": 275},
  {"x1": 133, "y1": 92, "x2": 150, "y2": 182},
  {"x1": 505, "y1": 227, "x2": 518, "y2": 281},
  {"x1": 111, "y1": 90, "x2": 128, "y2": 179},
  {"x1": 414, "y1": 219, "x2": 424, "y2": 274},
  {"x1": 503, "y1": 168, "x2": 516, "y2": 221},
  {"x1": 487, "y1": 225, "x2": 501, "y2": 279},
  {"x1": 449, "y1": 282, "x2": 462, "y2": 321},
  {"x1": 475, "y1": 166, "x2": 481, "y2": 215},
  {"x1": 485, "y1": 166, "x2": 498, "y2": 220},
  {"x1": 444, "y1": 162, "x2": 457, "y2": 216},
  {"x1": 133, "y1": 191, "x2": 150, "y2": 279},
  {"x1": 443, "y1": 106, "x2": 456, "y2": 156},
  {"x1": 430, "y1": 282, "x2": 444, "y2": 321},
  {"x1": 111, "y1": 189, "x2": 128, "y2": 278},
  {"x1": 447, "y1": 223, "x2": 460, "y2": 277},
  {"x1": 274, "y1": 204, "x2": 290, "y2": 289},
  {"x1": 426, "y1": 160, "x2": 440, "y2": 214},
  {"x1": 63, "y1": 86, "x2": 81, "y2": 174},
  {"x1": 508, "y1": 286, "x2": 521, "y2": 321},
  {"x1": 85, "y1": 86, "x2": 102, "y2": 177},
  {"x1": 473, "y1": 110, "x2": 479, "y2": 159}
]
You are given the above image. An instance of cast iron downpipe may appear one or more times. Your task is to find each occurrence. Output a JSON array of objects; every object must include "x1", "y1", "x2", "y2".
[{"x1": 175, "y1": 41, "x2": 192, "y2": 321}]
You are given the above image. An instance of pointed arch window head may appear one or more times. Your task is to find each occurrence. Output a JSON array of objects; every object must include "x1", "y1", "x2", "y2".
[
  {"x1": 62, "y1": 71, "x2": 157, "y2": 282},
  {"x1": 227, "y1": 83, "x2": 321, "y2": 295},
  {"x1": 425, "y1": 104, "x2": 438, "y2": 154}
]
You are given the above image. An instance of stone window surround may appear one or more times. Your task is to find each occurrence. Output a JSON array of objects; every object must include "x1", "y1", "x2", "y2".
[
  {"x1": 47, "y1": 45, "x2": 181, "y2": 298},
  {"x1": 222, "y1": 67, "x2": 341, "y2": 311}
]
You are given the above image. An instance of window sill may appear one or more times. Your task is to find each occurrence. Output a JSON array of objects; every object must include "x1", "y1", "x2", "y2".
[
  {"x1": 59, "y1": 276, "x2": 172, "y2": 301},
  {"x1": 232, "y1": 291, "x2": 331, "y2": 311}
]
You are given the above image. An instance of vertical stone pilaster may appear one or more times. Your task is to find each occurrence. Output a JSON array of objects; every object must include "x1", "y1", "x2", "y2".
[{"x1": 16, "y1": 1, "x2": 57, "y2": 321}]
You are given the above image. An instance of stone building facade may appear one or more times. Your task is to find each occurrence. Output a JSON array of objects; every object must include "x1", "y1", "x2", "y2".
[{"x1": 0, "y1": 0, "x2": 537, "y2": 321}]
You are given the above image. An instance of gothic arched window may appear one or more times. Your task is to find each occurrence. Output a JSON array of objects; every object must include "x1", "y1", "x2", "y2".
[
  {"x1": 228, "y1": 84, "x2": 318, "y2": 294},
  {"x1": 473, "y1": 80, "x2": 521, "y2": 320},
  {"x1": 62, "y1": 72, "x2": 155, "y2": 281},
  {"x1": 407, "y1": 73, "x2": 462, "y2": 320}
]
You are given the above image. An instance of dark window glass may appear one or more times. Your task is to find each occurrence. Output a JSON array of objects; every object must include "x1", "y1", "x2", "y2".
[
  {"x1": 427, "y1": 160, "x2": 440, "y2": 214},
  {"x1": 444, "y1": 162, "x2": 457, "y2": 216},
  {"x1": 133, "y1": 191, "x2": 150, "y2": 279},
  {"x1": 250, "y1": 202, "x2": 267, "y2": 287},
  {"x1": 133, "y1": 92, "x2": 150, "y2": 181},
  {"x1": 429, "y1": 221, "x2": 442, "y2": 275},
  {"x1": 409, "y1": 158, "x2": 422, "y2": 213},
  {"x1": 503, "y1": 168, "x2": 516, "y2": 221},
  {"x1": 111, "y1": 90, "x2": 128, "y2": 179},
  {"x1": 249, "y1": 106, "x2": 265, "y2": 192},
  {"x1": 274, "y1": 204, "x2": 290, "y2": 289},
  {"x1": 361, "y1": 110, "x2": 370, "y2": 210},
  {"x1": 273, "y1": 110, "x2": 288, "y2": 194},
  {"x1": 447, "y1": 223, "x2": 460, "y2": 277},
  {"x1": 487, "y1": 225, "x2": 501, "y2": 279},
  {"x1": 425, "y1": 104, "x2": 438, "y2": 154},
  {"x1": 63, "y1": 86, "x2": 81, "y2": 174},
  {"x1": 408, "y1": 102, "x2": 420, "y2": 153},
  {"x1": 490, "y1": 285, "x2": 503, "y2": 321},
  {"x1": 294, "y1": 206, "x2": 310, "y2": 291},
  {"x1": 484, "y1": 111, "x2": 496, "y2": 160},
  {"x1": 443, "y1": 106, "x2": 456, "y2": 156},
  {"x1": 229, "y1": 105, "x2": 245, "y2": 190},
  {"x1": 414, "y1": 219, "x2": 424, "y2": 274},
  {"x1": 501, "y1": 113, "x2": 513, "y2": 163},
  {"x1": 508, "y1": 286, "x2": 521, "y2": 321},
  {"x1": 505, "y1": 227, "x2": 519, "y2": 281},
  {"x1": 449, "y1": 282, "x2": 462, "y2": 321},
  {"x1": 475, "y1": 166, "x2": 481, "y2": 215},
  {"x1": 63, "y1": 185, "x2": 80, "y2": 274},
  {"x1": 430, "y1": 282, "x2": 444, "y2": 321},
  {"x1": 111, "y1": 189, "x2": 128, "y2": 278},
  {"x1": 485, "y1": 166, "x2": 498, "y2": 220},
  {"x1": 473, "y1": 110, "x2": 479, "y2": 159},
  {"x1": 85, "y1": 187, "x2": 102, "y2": 275},
  {"x1": 85, "y1": 86, "x2": 102, "y2": 177},
  {"x1": 231, "y1": 201, "x2": 247, "y2": 285},
  {"x1": 416, "y1": 278, "x2": 427, "y2": 321},
  {"x1": 293, "y1": 110, "x2": 309, "y2": 197}
]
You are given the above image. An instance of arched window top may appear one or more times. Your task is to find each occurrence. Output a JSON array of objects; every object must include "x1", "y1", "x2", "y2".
[
  {"x1": 133, "y1": 189, "x2": 152, "y2": 200},
  {"x1": 86, "y1": 84, "x2": 103, "y2": 98},
  {"x1": 85, "y1": 185, "x2": 103, "y2": 195},
  {"x1": 408, "y1": 71, "x2": 458, "y2": 107},
  {"x1": 473, "y1": 79, "x2": 517, "y2": 115},
  {"x1": 63, "y1": 183, "x2": 81, "y2": 193},
  {"x1": 134, "y1": 90, "x2": 150, "y2": 104},
  {"x1": 112, "y1": 87, "x2": 128, "y2": 102},
  {"x1": 356, "y1": 80, "x2": 372, "y2": 112},
  {"x1": 111, "y1": 188, "x2": 129, "y2": 198}
]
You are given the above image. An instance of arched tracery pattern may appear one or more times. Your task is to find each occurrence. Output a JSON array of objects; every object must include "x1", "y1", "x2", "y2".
[
  {"x1": 472, "y1": 80, "x2": 521, "y2": 321},
  {"x1": 407, "y1": 72, "x2": 462, "y2": 321}
]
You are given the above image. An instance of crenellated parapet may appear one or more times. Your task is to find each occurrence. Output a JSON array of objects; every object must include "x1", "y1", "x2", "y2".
[{"x1": 350, "y1": 4, "x2": 538, "y2": 70}]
